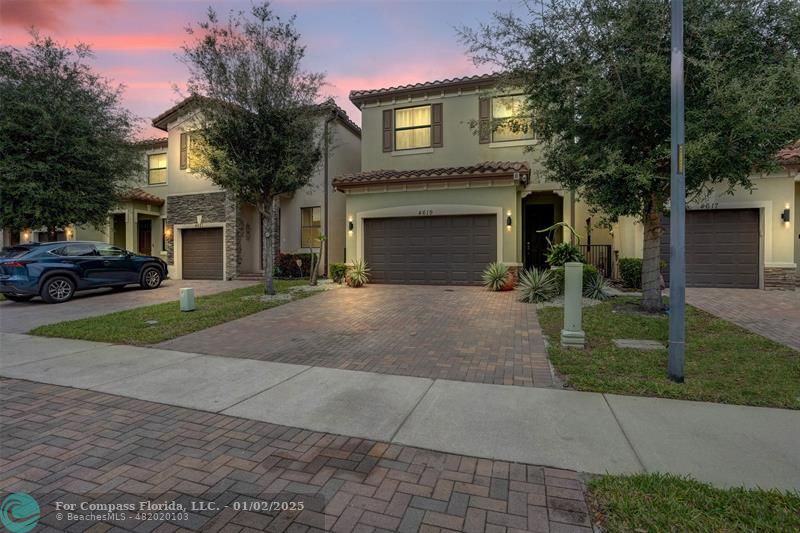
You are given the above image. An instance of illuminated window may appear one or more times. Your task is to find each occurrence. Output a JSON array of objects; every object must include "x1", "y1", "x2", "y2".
[
  {"x1": 395, "y1": 105, "x2": 431, "y2": 150},
  {"x1": 492, "y1": 95, "x2": 534, "y2": 142},
  {"x1": 301, "y1": 207, "x2": 321, "y2": 248},
  {"x1": 148, "y1": 153, "x2": 167, "y2": 184}
]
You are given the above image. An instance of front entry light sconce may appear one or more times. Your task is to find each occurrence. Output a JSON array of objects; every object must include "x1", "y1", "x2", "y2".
[
  {"x1": 780, "y1": 206, "x2": 790, "y2": 226},
  {"x1": 348, "y1": 216, "x2": 354, "y2": 236},
  {"x1": 506, "y1": 210, "x2": 513, "y2": 232}
]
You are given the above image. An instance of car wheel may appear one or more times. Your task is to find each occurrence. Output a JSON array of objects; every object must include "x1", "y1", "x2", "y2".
[
  {"x1": 140, "y1": 267, "x2": 163, "y2": 289},
  {"x1": 40, "y1": 276, "x2": 76, "y2": 304},
  {"x1": 3, "y1": 295, "x2": 34, "y2": 302}
]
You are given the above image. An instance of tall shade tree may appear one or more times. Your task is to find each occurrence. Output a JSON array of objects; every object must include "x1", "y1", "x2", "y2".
[
  {"x1": 461, "y1": 0, "x2": 800, "y2": 310},
  {"x1": 181, "y1": 2, "x2": 324, "y2": 295},
  {"x1": 0, "y1": 33, "x2": 141, "y2": 238}
]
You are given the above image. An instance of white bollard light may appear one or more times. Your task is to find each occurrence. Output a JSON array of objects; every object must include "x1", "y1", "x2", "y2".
[
  {"x1": 560, "y1": 262, "x2": 585, "y2": 349},
  {"x1": 180, "y1": 287, "x2": 196, "y2": 312}
]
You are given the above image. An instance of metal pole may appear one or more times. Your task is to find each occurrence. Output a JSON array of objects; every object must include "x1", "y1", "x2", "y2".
[{"x1": 668, "y1": 0, "x2": 686, "y2": 382}]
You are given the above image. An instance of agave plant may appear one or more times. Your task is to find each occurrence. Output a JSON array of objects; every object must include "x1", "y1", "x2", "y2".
[
  {"x1": 345, "y1": 258, "x2": 371, "y2": 288},
  {"x1": 583, "y1": 271, "x2": 609, "y2": 300},
  {"x1": 482, "y1": 262, "x2": 511, "y2": 291},
  {"x1": 517, "y1": 268, "x2": 558, "y2": 303}
]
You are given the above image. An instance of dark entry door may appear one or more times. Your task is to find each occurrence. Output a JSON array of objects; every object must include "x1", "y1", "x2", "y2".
[
  {"x1": 138, "y1": 219, "x2": 152, "y2": 255},
  {"x1": 364, "y1": 215, "x2": 496, "y2": 285},
  {"x1": 525, "y1": 204, "x2": 555, "y2": 269}
]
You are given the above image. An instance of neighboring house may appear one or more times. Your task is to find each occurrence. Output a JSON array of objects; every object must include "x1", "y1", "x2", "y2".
[
  {"x1": 6, "y1": 96, "x2": 362, "y2": 281},
  {"x1": 334, "y1": 73, "x2": 798, "y2": 289}
]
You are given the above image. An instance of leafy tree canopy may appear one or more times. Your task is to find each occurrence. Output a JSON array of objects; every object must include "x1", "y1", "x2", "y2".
[
  {"x1": 181, "y1": 2, "x2": 326, "y2": 294},
  {"x1": 0, "y1": 33, "x2": 142, "y2": 233},
  {"x1": 461, "y1": 0, "x2": 800, "y2": 308}
]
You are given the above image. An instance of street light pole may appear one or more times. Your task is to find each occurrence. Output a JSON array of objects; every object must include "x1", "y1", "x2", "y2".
[{"x1": 668, "y1": 0, "x2": 686, "y2": 382}]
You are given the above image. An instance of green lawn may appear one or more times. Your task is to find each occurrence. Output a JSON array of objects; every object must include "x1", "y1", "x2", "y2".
[
  {"x1": 31, "y1": 280, "x2": 311, "y2": 345},
  {"x1": 589, "y1": 473, "x2": 800, "y2": 532},
  {"x1": 538, "y1": 297, "x2": 800, "y2": 408}
]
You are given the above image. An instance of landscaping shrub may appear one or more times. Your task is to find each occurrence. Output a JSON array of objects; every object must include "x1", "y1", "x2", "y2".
[
  {"x1": 545, "y1": 242, "x2": 584, "y2": 267},
  {"x1": 550, "y1": 264, "x2": 599, "y2": 295},
  {"x1": 345, "y1": 258, "x2": 371, "y2": 288},
  {"x1": 274, "y1": 253, "x2": 312, "y2": 278},
  {"x1": 329, "y1": 262, "x2": 348, "y2": 283},
  {"x1": 482, "y1": 262, "x2": 512, "y2": 291},
  {"x1": 583, "y1": 271, "x2": 609, "y2": 300},
  {"x1": 618, "y1": 257, "x2": 642, "y2": 289},
  {"x1": 518, "y1": 268, "x2": 558, "y2": 303}
]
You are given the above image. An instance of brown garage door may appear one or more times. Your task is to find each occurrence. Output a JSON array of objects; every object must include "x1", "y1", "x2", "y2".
[
  {"x1": 182, "y1": 228, "x2": 224, "y2": 280},
  {"x1": 661, "y1": 209, "x2": 759, "y2": 288},
  {"x1": 364, "y1": 214, "x2": 496, "y2": 285}
]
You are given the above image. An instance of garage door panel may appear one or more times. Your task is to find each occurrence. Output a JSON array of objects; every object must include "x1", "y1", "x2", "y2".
[
  {"x1": 364, "y1": 214, "x2": 496, "y2": 285},
  {"x1": 182, "y1": 228, "x2": 223, "y2": 280},
  {"x1": 661, "y1": 209, "x2": 758, "y2": 289}
]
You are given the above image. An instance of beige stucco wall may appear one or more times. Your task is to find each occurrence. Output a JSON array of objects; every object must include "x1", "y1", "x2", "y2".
[
  {"x1": 343, "y1": 185, "x2": 520, "y2": 265},
  {"x1": 613, "y1": 173, "x2": 797, "y2": 270},
  {"x1": 359, "y1": 89, "x2": 544, "y2": 174}
]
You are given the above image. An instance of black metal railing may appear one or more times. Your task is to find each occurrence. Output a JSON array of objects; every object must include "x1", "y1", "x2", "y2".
[{"x1": 579, "y1": 244, "x2": 613, "y2": 278}]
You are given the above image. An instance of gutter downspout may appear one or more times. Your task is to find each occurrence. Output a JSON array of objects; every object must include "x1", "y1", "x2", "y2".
[{"x1": 323, "y1": 111, "x2": 335, "y2": 277}]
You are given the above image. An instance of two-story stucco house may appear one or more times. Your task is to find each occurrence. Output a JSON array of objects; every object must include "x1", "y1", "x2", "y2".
[
  {"x1": 18, "y1": 96, "x2": 361, "y2": 280},
  {"x1": 334, "y1": 74, "x2": 798, "y2": 289}
]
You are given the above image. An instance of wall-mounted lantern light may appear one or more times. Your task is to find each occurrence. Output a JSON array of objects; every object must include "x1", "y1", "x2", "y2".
[
  {"x1": 164, "y1": 225, "x2": 173, "y2": 239},
  {"x1": 22, "y1": 231, "x2": 30, "y2": 242},
  {"x1": 348, "y1": 215, "x2": 354, "y2": 236},
  {"x1": 196, "y1": 214, "x2": 203, "y2": 226},
  {"x1": 506, "y1": 210, "x2": 513, "y2": 232},
  {"x1": 65, "y1": 227, "x2": 73, "y2": 239},
  {"x1": 780, "y1": 205, "x2": 790, "y2": 226}
]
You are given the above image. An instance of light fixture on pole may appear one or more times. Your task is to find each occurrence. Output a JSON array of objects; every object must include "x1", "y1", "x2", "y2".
[{"x1": 668, "y1": 0, "x2": 686, "y2": 383}]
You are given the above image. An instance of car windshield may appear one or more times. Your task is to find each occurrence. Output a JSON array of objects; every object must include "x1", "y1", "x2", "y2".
[{"x1": 0, "y1": 246, "x2": 31, "y2": 258}]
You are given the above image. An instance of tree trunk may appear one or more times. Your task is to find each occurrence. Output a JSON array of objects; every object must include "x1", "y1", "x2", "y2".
[
  {"x1": 260, "y1": 196, "x2": 278, "y2": 295},
  {"x1": 309, "y1": 249, "x2": 319, "y2": 286},
  {"x1": 641, "y1": 203, "x2": 663, "y2": 312}
]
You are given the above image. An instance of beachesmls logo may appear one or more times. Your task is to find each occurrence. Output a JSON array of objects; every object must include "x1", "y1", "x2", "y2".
[{"x1": 0, "y1": 493, "x2": 39, "y2": 533}]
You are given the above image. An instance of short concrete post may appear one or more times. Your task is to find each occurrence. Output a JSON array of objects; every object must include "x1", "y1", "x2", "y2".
[
  {"x1": 180, "y1": 287, "x2": 196, "y2": 312},
  {"x1": 560, "y1": 262, "x2": 585, "y2": 349}
]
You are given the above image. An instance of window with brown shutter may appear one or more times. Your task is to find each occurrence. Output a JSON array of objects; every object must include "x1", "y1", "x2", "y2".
[
  {"x1": 382, "y1": 109, "x2": 393, "y2": 152},
  {"x1": 478, "y1": 98, "x2": 491, "y2": 144},
  {"x1": 431, "y1": 103, "x2": 443, "y2": 148},
  {"x1": 179, "y1": 132, "x2": 188, "y2": 169}
]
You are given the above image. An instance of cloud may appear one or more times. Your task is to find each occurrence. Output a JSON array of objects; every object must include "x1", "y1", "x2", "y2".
[{"x1": 0, "y1": 0, "x2": 121, "y2": 30}]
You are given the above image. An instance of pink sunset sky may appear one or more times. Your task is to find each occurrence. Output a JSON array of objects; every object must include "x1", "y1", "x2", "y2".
[{"x1": 0, "y1": 0, "x2": 517, "y2": 139}]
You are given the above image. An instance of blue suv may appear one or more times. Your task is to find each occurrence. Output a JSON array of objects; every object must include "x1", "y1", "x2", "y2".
[{"x1": 0, "y1": 241, "x2": 168, "y2": 304}]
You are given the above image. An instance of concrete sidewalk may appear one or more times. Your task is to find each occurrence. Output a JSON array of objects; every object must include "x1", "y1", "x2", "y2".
[{"x1": 1, "y1": 332, "x2": 798, "y2": 491}]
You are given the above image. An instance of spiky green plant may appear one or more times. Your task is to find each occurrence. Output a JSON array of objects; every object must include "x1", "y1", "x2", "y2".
[
  {"x1": 482, "y1": 262, "x2": 510, "y2": 291},
  {"x1": 518, "y1": 268, "x2": 558, "y2": 303},
  {"x1": 345, "y1": 258, "x2": 371, "y2": 288},
  {"x1": 583, "y1": 271, "x2": 609, "y2": 300}
]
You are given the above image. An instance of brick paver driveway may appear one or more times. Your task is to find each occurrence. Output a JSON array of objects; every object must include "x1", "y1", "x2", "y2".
[
  {"x1": 158, "y1": 285, "x2": 555, "y2": 387},
  {"x1": 686, "y1": 288, "x2": 800, "y2": 351},
  {"x1": 1, "y1": 378, "x2": 592, "y2": 532},
  {"x1": 0, "y1": 280, "x2": 255, "y2": 334}
]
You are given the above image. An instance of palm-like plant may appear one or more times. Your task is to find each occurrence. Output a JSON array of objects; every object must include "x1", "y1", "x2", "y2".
[
  {"x1": 482, "y1": 262, "x2": 511, "y2": 291},
  {"x1": 345, "y1": 258, "x2": 371, "y2": 288},
  {"x1": 583, "y1": 271, "x2": 609, "y2": 300},
  {"x1": 518, "y1": 268, "x2": 558, "y2": 303}
]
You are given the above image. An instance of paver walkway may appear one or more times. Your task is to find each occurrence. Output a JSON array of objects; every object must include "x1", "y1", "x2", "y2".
[
  {"x1": 0, "y1": 279, "x2": 256, "y2": 334},
  {"x1": 157, "y1": 285, "x2": 555, "y2": 387},
  {"x1": 685, "y1": 288, "x2": 799, "y2": 351},
  {"x1": 0, "y1": 378, "x2": 593, "y2": 533},
  {"x1": 3, "y1": 333, "x2": 799, "y2": 491}
]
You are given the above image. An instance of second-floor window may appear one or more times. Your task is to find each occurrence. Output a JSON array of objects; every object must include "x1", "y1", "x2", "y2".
[
  {"x1": 492, "y1": 95, "x2": 534, "y2": 142},
  {"x1": 148, "y1": 153, "x2": 167, "y2": 185},
  {"x1": 301, "y1": 206, "x2": 321, "y2": 248},
  {"x1": 395, "y1": 105, "x2": 431, "y2": 150}
]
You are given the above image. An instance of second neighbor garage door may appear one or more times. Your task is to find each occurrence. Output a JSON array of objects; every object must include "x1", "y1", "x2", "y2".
[
  {"x1": 364, "y1": 214, "x2": 496, "y2": 285},
  {"x1": 182, "y1": 227, "x2": 224, "y2": 280},
  {"x1": 661, "y1": 208, "x2": 759, "y2": 288}
]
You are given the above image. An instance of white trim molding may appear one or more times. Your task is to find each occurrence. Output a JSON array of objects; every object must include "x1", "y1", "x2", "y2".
[
  {"x1": 173, "y1": 222, "x2": 226, "y2": 281},
  {"x1": 353, "y1": 204, "x2": 505, "y2": 264}
]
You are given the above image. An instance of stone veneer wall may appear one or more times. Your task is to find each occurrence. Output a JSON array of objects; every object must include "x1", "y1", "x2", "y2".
[
  {"x1": 165, "y1": 192, "x2": 240, "y2": 280},
  {"x1": 764, "y1": 267, "x2": 796, "y2": 290}
]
